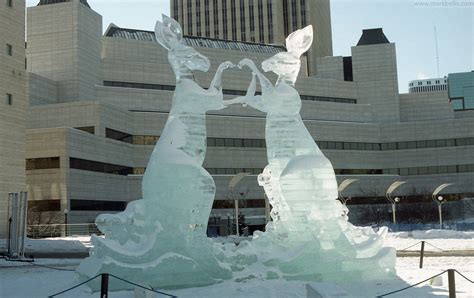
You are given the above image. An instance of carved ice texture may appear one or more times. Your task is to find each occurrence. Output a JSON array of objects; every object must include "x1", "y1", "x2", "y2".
[
  {"x1": 221, "y1": 25, "x2": 396, "y2": 282},
  {"x1": 76, "y1": 15, "x2": 233, "y2": 290}
]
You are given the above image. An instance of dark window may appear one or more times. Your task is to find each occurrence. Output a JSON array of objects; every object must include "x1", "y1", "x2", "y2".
[
  {"x1": 446, "y1": 139, "x2": 456, "y2": 147},
  {"x1": 243, "y1": 139, "x2": 252, "y2": 147},
  {"x1": 207, "y1": 138, "x2": 216, "y2": 146},
  {"x1": 398, "y1": 142, "x2": 407, "y2": 150},
  {"x1": 319, "y1": 141, "x2": 328, "y2": 149},
  {"x1": 257, "y1": 0, "x2": 264, "y2": 43},
  {"x1": 204, "y1": 0, "x2": 210, "y2": 36},
  {"x1": 195, "y1": 0, "x2": 202, "y2": 36},
  {"x1": 231, "y1": 0, "x2": 237, "y2": 40},
  {"x1": 456, "y1": 138, "x2": 466, "y2": 146},
  {"x1": 71, "y1": 200, "x2": 126, "y2": 211},
  {"x1": 215, "y1": 138, "x2": 225, "y2": 147},
  {"x1": 291, "y1": 0, "x2": 297, "y2": 30},
  {"x1": 252, "y1": 139, "x2": 262, "y2": 147},
  {"x1": 466, "y1": 138, "x2": 474, "y2": 145},
  {"x1": 225, "y1": 168, "x2": 235, "y2": 175},
  {"x1": 399, "y1": 168, "x2": 409, "y2": 176},
  {"x1": 407, "y1": 141, "x2": 417, "y2": 149},
  {"x1": 283, "y1": 0, "x2": 288, "y2": 36},
  {"x1": 26, "y1": 157, "x2": 60, "y2": 170},
  {"x1": 69, "y1": 158, "x2": 133, "y2": 176},
  {"x1": 222, "y1": 0, "x2": 228, "y2": 39},
  {"x1": 343, "y1": 57, "x2": 353, "y2": 82},
  {"x1": 418, "y1": 167, "x2": 429, "y2": 175},
  {"x1": 447, "y1": 165, "x2": 457, "y2": 173},
  {"x1": 75, "y1": 126, "x2": 95, "y2": 134},
  {"x1": 350, "y1": 142, "x2": 358, "y2": 150},
  {"x1": 428, "y1": 166, "x2": 438, "y2": 174},
  {"x1": 187, "y1": 0, "x2": 193, "y2": 35},
  {"x1": 6, "y1": 44, "x2": 12, "y2": 56},
  {"x1": 436, "y1": 139, "x2": 446, "y2": 147},
  {"x1": 437, "y1": 166, "x2": 448, "y2": 174},
  {"x1": 458, "y1": 165, "x2": 468, "y2": 172},
  {"x1": 106, "y1": 128, "x2": 133, "y2": 144},
  {"x1": 224, "y1": 138, "x2": 234, "y2": 147},
  {"x1": 267, "y1": 1, "x2": 273, "y2": 43},
  {"x1": 408, "y1": 167, "x2": 418, "y2": 175},
  {"x1": 28, "y1": 200, "x2": 60, "y2": 212},
  {"x1": 416, "y1": 140, "x2": 426, "y2": 148},
  {"x1": 249, "y1": 0, "x2": 255, "y2": 41},
  {"x1": 213, "y1": 0, "x2": 219, "y2": 36},
  {"x1": 5, "y1": 93, "x2": 12, "y2": 105},
  {"x1": 300, "y1": 0, "x2": 307, "y2": 26},
  {"x1": 7, "y1": 0, "x2": 13, "y2": 7},
  {"x1": 357, "y1": 143, "x2": 365, "y2": 150},
  {"x1": 343, "y1": 142, "x2": 352, "y2": 150},
  {"x1": 426, "y1": 140, "x2": 436, "y2": 147},
  {"x1": 240, "y1": 0, "x2": 246, "y2": 40},
  {"x1": 233, "y1": 138, "x2": 243, "y2": 147}
]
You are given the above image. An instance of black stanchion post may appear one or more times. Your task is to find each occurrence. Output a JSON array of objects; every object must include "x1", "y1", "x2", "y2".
[
  {"x1": 419, "y1": 241, "x2": 425, "y2": 269},
  {"x1": 100, "y1": 273, "x2": 109, "y2": 298},
  {"x1": 448, "y1": 269, "x2": 456, "y2": 298}
]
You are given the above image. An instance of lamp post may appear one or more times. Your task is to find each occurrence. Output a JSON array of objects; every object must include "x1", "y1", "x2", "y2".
[
  {"x1": 392, "y1": 197, "x2": 400, "y2": 224},
  {"x1": 436, "y1": 196, "x2": 445, "y2": 229},
  {"x1": 63, "y1": 209, "x2": 69, "y2": 237}
]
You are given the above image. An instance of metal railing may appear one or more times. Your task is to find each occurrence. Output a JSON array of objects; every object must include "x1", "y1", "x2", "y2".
[
  {"x1": 376, "y1": 222, "x2": 474, "y2": 232},
  {"x1": 27, "y1": 224, "x2": 101, "y2": 238}
]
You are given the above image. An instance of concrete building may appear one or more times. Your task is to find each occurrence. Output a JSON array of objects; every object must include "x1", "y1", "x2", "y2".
[
  {"x1": 170, "y1": 0, "x2": 333, "y2": 76},
  {"x1": 0, "y1": 0, "x2": 27, "y2": 238},
  {"x1": 24, "y1": 0, "x2": 474, "y2": 234},
  {"x1": 409, "y1": 77, "x2": 448, "y2": 93}
]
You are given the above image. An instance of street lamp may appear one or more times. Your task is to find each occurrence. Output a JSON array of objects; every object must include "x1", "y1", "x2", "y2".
[
  {"x1": 385, "y1": 181, "x2": 407, "y2": 226},
  {"x1": 436, "y1": 196, "x2": 445, "y2": 229},
  {"x1": 63, "y1": 209, "x2": 69, "y2": 237}
]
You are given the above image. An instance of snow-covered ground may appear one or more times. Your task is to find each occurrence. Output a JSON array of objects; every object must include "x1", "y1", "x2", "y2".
[{"x1": 0, "y1": 230, "x2": 472, "y2": 297}]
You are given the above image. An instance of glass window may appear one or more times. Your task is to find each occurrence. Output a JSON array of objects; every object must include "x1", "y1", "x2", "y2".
[
  {"x1": 408, "y1": 168, "x2": 418, "y2": 175},
  {"x1": 225, "y1": 168, "x2": 235, "y2": 175},
  {"x1": 365, "y1": 143, "x2": 373, "y2": 150},
  {"x1": 407, "y1": 141, "x2": 417, "y2": 149},
  {"x1": 215, "y1": 138, "x2": 225, "y2": 147},
  {"x1": 7, "y1": 0, "x2": 12, "y2": 7},
  {"x1": 6, "y1": 44, "x2": 12, "y2": 56},
  {"x1": 426, "y1": 140, "x2": 436, "y2": 148},
  {"x1": 216, "y1": 168, "x2": 226, "y2": 174},
  {"x1": 466, "y1": 138, "x2": 474, "y2": 145},
  {"x1": 144, "y1": 136, "x2": 156, "y2": 145},
  {"x1": 327, "y1": 142, "x2": 336, "y2": 150},
  {"x1": 436, "y1": 139, "x2": 446, "y2": 147},
  {"x1": 456, "y1": 138, "x2": 466, "y2": 146},
  {"x1": 335, "y1": 142, "x2": 343, "y2": 150},
  {"x1": 399, "y1": 168, "x2": 409, "y2": 176},
  {"x1": 416, "y1": 140, "x2": 426, "y2": 148},
  {"x1": 381, "y1": 143, "x2": 388, "y2": 151},
  {"x1": 207, "y1": 168, "x2": 216, "y2": 174},
  {"x1": 343, "y1": 142, "x2": 351, "y2": 150},
  {"x1": 225, "y1": 138, "x2": 233, "y2": 147},
  {"x1": 397, "y1": 142, "x2": 407, "y2": 149},
  {"x1": 437, "y1": 166, "x2": 448, "y2": 174},
  {"x1": 243, "y1": 139, "x2": 252, "y2": 147},
  {"x1": 207, "y1": 138, "x2": 216, "y2": 146},
  {"x1": 357, "y1": 143, "x2": 365, "y2": 150},
  {"x1": 447, "y1": 165, "x2": 457, "y2": 173},
  {"x1": 387, "y1": 143, "x2": 397, "y2": 150},
  {"x1": 418, "y1": 167, "x2": 428, "y2": 175},
  {"x1": 446, "y1": 139, "x2": 456, "y2": 147},
  {"x1": 428, "y1": 166, "x2": 438, "y2": 174},
  {"x1": 468, "y1": 164, "x2": 474, "y2": 172},
  {"x1": 350, "y1": 143, "x2": 358, "y2": 150},
  {"x1": 252, "y1": 139, "x2": 262, "y2": 147},
  {"x1": 233, "y1": 138, "x2": 243, "y2": 147},
  {"x1": 458, "y1": 165, "x2": 468, "y2": 172},
  {"x1": 244, "y1": 168, "x2": 254, "y2": 173},
  {"x1": 5, "y1": 93, "x2": 12, "y2": 105},
  {"x1": 319, "y1": 141, "x2": 328, "y2": 149},
  {"x1": 450, "y1": 98, "x2": 464, "y2": 110}
]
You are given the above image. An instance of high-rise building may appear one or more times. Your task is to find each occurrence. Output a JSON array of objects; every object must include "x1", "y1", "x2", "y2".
[
  {"x1": 0, "y1": 0, "x2": 27, "y2": 238},
  {"x1": 170, "y1": 0, "x2": 333, "y2": 76},
  {"x1": 409, "y1": 78, "x2": 448, "y2": 93}
]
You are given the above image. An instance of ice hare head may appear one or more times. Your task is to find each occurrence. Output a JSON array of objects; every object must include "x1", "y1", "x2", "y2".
[
  {"x1": 261, "y1": 25, "x2": 313, "y2": 85},
  {"x1": 155, "y1": 14, "x2": 210, "y2": 80}
]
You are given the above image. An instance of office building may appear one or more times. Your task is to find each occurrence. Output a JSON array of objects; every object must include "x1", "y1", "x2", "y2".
[
  {"x1": 170, "y1": 0, "x2": 333, "y2": 75},
  {"x1": 448, "y1": 71, "x2": 474, "y2": 111},
  {"x1": 409, "y1": 77, "x2": 448, "y2": 93},
  {"x1": 23, "y1": 0, "x2": 474, "y2": 234}
]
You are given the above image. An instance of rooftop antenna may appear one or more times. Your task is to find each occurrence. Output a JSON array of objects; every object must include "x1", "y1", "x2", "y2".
[{"x1": 434, "y1": 26, "x2": 440, "y2": 77}]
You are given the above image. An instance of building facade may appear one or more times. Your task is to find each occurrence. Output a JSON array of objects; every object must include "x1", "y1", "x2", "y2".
[
  {"x1": 448, "y1": 71, "x2": 474, "y2": 111},
  {"x1": 170, "y1": 0, "x2": 333, "y2": 76},
  {"x1": 24, "y1": 0, "x2": 474, "y2": 234},
  {"x1": 409, "y1": 77, "x2": 448, "y2": 93},
  {"x1": 0, "y1": 0, "x2": 27, "y2": 238}
]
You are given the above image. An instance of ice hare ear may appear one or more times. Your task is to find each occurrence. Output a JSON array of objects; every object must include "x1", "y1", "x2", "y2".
[
  {"x1": 155, "y1": 14, "x2": 183, "y2": 49},
  {"x1": 285, "y1": 25, "x2": 313, "y2": 56}
]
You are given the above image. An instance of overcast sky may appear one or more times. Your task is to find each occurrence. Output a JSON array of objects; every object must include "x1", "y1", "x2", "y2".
[{"x1": 26, "y1": 0, "x2": 473, "y2": 93}]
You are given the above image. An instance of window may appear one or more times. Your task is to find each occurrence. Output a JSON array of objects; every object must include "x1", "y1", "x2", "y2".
[
  {"x1": 231, "y1": 0, "x2": 237, "y2": 40},
  {"x1": 249, "y1": 0, "x2": 255, "y2": 41},
  {"x1": 204, "y1": 0, "x2": 210, "y2": 36},
  {"x1": 267, "y1": 1, "x2": 273, "y2": 43},
  {"x1": 106, "y1": 128, "x2": 133, "y2": 144},
  {"x1": 195, "y1": 0, "x2": 202, "y2": 36},
  {"x1": 26, "y1": 157, "x2": 60, "y2": 170},
  {"x1": 7, "y1": 0, "x2": 12, "y2": 7},
  {"x1": 5, "y1": 93, "x2": 12, "y2": 105},
  {"x1": 6, "y1": 44, "x2": 12, "y2": 56},
  {"x1": 213, "y1": 0, "x2": 219, "y2": 37},
  {"x1": 257, "y1": 0, "x2": 264, "y2": 43},
  {"x1": 450, "y1": 98, "x2": 464, "y2": 110},
  {"x1": 240, "y1": 0, "x2": 246, "y2": 40},
  {"x1": 222, "y1": 0, "x2": 228, "y2": 39},
  {"x1": 75, "y1": 126, "x2": 95, "y2": 134},
  {"x1": 70, "y1": 157, "x2": 133, "y2": 176}
]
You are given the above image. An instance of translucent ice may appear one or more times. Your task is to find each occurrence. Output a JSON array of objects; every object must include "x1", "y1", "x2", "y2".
[
  {"x1": 77, "y1": 15, "x2": 233, "y2": 290},
  {"x1": 222, "y1": 25, "x2": 396, "y2": 282}
]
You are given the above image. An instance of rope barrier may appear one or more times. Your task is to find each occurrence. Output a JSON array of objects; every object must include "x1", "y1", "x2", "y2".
[
  {"x1": 398, "y1": 241, "x2": 421, "y2": 251},
  {"x1": 26, "y1": 261, "x2": 75, "y2": 272},
  {"x1": 108, "y1": 274, "x2": 177, "y2": 297},
  {"x1": 424, "y1": 242, "x2": 445, "y2": 252},
  {"x1": 454, "y1": 270, "x2": 474, "y2": 283},
  {"x1": 376, "y1": 270, "x2": 448, "y2": 297},
  {"x1": 48, "y1": 274, "x2": 102, "y2": 297}
]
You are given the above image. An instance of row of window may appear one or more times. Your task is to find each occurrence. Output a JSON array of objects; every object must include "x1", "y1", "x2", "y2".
[
  {"x1": 409, "y1": 85, "x2": 448, "y2": 93},
  {"x1": 26, "y1": 157, "x2": 474, "y2": 178},
  {"x1": 103, "y1": 81, "x2": 356, "y2": 104}
]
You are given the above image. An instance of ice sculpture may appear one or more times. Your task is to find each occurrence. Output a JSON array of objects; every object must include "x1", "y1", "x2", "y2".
[
  {"x1": 221, "y1": 25, "x2": 396, "y2": 281},
  {"x1": 77, "y1": 15, "x2": 233, "y2": 289}
]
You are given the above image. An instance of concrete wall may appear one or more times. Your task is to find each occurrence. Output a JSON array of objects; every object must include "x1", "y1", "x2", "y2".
[{"x1": 0, "y1": 0, "x2": 26, "y2": 238}]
